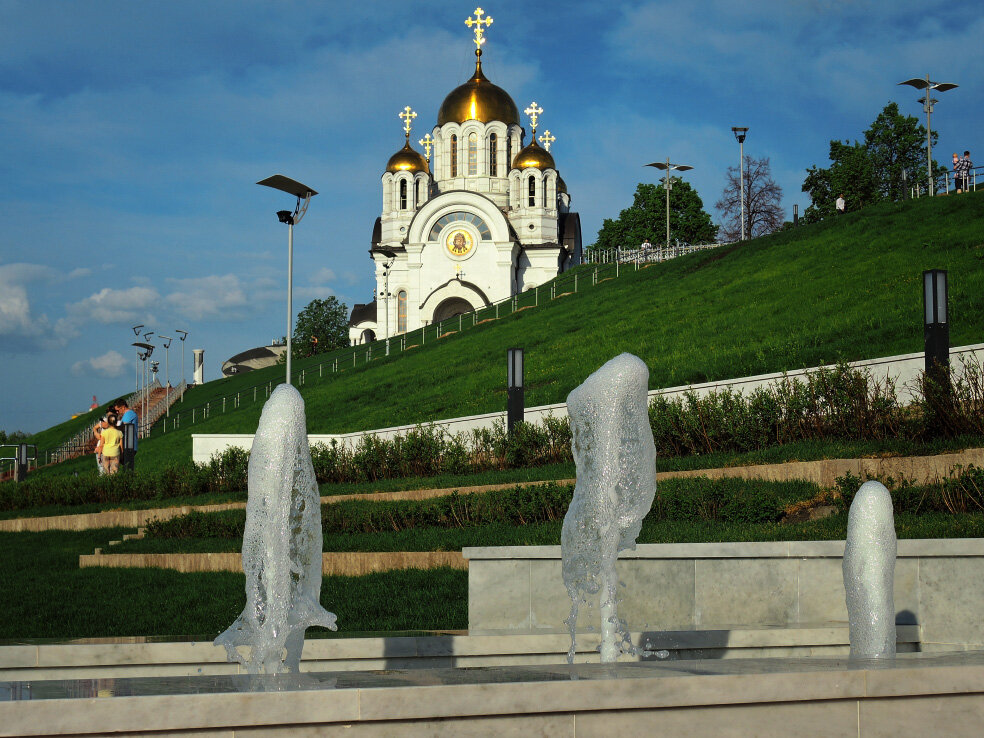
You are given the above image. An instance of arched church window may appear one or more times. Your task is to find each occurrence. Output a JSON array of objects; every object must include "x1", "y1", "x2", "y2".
[
  {"x1": 427, "y1": 211, "x2": 492, "y2": 241},
  {"x1": 397, "y1": 290, "x2": 407, "y2": 333},
  {"x1": 506, "y1": 135, "x2": 513, "y2": 171},
  {"x1": 450, "y1": 135, "x2": 458, "y2": 177},
  {"x1": 415, "y1": 178, "x2": 421, "y2": 207},
  {"x1": 467, "y1": 132, "x2": 478, "y2": 176},
  {"x1": 489, "y1": 133, "x2": 497, "y2": 176},
  {"x1": 400, "y1": 179, "x2": 408, "y2": 210},
  {"x1": 528, "y1": 175, "x2": 536, "y2": 206}
]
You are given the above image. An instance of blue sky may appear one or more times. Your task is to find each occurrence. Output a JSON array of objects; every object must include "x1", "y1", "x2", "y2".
[{"x1": 1, "y1": 0, "x2": 981, "y2": 433}]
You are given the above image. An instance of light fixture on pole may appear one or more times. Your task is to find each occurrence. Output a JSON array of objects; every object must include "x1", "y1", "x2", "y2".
[
  {"x1": 898, "y1": 76, "x2": 958, "y2": 197},
  {"x1": 376, "y1": 248, "x2": 397, "y2": 345},
  {"x1": 131, "y1": 325, "x2": 144, "y2": 395},
  {"x1": 645, "y1": 158, "x2": 694, "y2": 248},
  {"x1": 159, "y1": 335, "x2": 173, "y2": 415},
  {"x1": 175, "y1": 329, "x2": 188, "y2": 400},
  {"x1": 257, "y1": 175, "x2": 318, "y2": 386},
  {"x1": 731, "y1": 127, "x2": 749, "y2": 240},
  {"x1": 923, "y1": 269, "x2": 949, "y2": 377},
  {"x1": 507, "y1": 348, "x2": 525, "y2": 434},
  {"x1": 131, "y1": 342, "x2": 154, "y2": 439}
]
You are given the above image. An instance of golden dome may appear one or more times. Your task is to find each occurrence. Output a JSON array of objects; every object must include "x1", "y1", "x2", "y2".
[
  {"x1": 437, "y1": 58, "x2": 519, "y2": 126},
  {"x1": 512, "y1": 138, "x2": 555, "y2": 171},
  {"x1": 386, "y1": 139, "x2": 429, "y2": 174}
]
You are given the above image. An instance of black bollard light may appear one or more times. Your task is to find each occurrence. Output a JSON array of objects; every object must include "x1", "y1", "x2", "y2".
[
  {"x1": 923, "y1": 270, "x2": 949, "y2": 378},
  {"x1": 14, "y1": 443, "x2": 31, "y2": 482},
  {"x1": 507, "y1": 348, "x2": 525, "y2": 434},
  {"x1": 122, "y1": 423, "x2": 137, "y2": 472}
]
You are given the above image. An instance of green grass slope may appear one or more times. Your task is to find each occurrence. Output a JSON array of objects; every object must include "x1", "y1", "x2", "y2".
[{"x1": 43, "y1": 191, "x2": 984, "y2": 469}]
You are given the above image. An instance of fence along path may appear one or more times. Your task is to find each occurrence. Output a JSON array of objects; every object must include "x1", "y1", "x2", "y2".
[{"x1": 148, "y1": 242, "x2": 722, "y2": 438}]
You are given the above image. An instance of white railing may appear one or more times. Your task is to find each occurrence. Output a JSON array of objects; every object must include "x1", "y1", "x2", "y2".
[{"x1": 583, "y1": 242, "x2": 723, "y2": 265}]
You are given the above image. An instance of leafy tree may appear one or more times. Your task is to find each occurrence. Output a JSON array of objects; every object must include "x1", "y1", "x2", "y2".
[
  {"x1": 715, "y1": 155, "x2": 785, "y2": 241},
  {"x1": 285, "y1": 297, "x2": 349, "y2": 360},
  {"x1": 594, "y1": 181, "x2": 717, "y2": 250},
  {"x1": 802, "y1": 101, "x2": 940, "y2": 222}
]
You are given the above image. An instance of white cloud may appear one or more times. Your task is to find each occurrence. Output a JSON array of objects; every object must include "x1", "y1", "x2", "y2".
[
  {"x1": 0, "y1": 263, "x2": 56, "y2": 348},
  {"x1": 311, "y1": 267, "x2": 336, "y2": 284},
  {"x1": 69, "y1": 285, "x2": 161, "y2": 324},
  {"x1": 164, "y1": 274, "x2": 250, "y2": 320},
  {"x1": 71, "y1": 350, "x2": 127, "y2": 378}
]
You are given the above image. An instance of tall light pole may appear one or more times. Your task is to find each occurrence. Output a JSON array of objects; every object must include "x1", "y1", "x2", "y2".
[
  {"x1": 159, "y1": 335, "x2": 173, "y2": 416},
  {"x1": 376, "y1": 248, "x2": 397, "y2": 342},
  {"x1": 898, "y1": 75, "x2": 958, "y2": 197},
  {"x1": 175, "y1": 329, "x2": 188, "y2": 400},
  {"x1": 732, "y1": 127, "x2": 748, "y2": 240},
  {"x1": 131, "y1": 325, "x2": 143, "y2": 396},
  {"x1": 645, "y1": 158, "x2": 694, "y2": 248},
  {"x1": 257, "y1": 175, "x2": 318, "y2": 386},
  {"x1": 131, "y1": 342, "x2": 153, "y2": 437}
]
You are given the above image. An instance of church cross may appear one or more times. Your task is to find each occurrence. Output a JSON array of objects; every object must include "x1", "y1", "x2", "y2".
[
  {"x1": 538, "y1": 130, "x2": 556, "y2": 152},
  {"x1": 524, "y1": 101, "x2": 543, "y2": 133},
  {"x1": 399, "y1": 106, "x2": 417, "y2": 138},
  {"x1": 418, "y1": 133, "x2": 434, "y2": 162},
  {"x1": 456, "y1": 263, "x2": 466, "y2": 280},
  {"x1": 465, "y1": 7, "x2": 493, "y2": 51}
]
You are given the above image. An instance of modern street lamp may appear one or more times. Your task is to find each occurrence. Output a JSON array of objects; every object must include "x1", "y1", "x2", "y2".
[
  {"x1": 732, "y1": 127, "x2": 749, "y2": 240},
  {"x1": 131, "y1": 342, "x2": 154, "y2": 437},
  {"x1": 131, "y1": 325, "x2": 144, "y2": 395},
  {"x1": 645, "y1": 158, "x2": 694, "y2": 248},
  {"x1": 376, "y1": 248, "x2": 397, "y2": 347},
  {"x1": 898, "y1": 75, "x2": 958, "y2": 197},
  {"x1": 159, "y1": 335, "x2": 173, "y2": 416},
  {"x1": 257, "y1": 175, "x2": 318, "y2": 386},
  {"x1": 923, "y1": 269, "x2": 949, "y2": 377},
  {"x1": 175, "y1": 329, "x2": 188, "y2": 400}
]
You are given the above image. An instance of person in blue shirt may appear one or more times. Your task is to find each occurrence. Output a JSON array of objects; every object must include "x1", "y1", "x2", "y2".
[{"x1": 113, "y1": 398, "x2": 139, "y2": 456}]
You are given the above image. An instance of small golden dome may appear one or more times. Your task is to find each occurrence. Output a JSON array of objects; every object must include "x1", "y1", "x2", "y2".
[
  {"x1": 512, "y1": 138, "x2": 556, "y2": 171},
  {"x1": 438, "y1": 58, "x2": 519, "y2": 126},
  {"x1": 386, "y1": 140, "x2": 429, "y2": 174}
]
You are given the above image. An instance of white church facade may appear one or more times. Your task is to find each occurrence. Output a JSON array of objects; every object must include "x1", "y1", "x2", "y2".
[{"x1": 348, "y1": 8, "x2": 581, "y2": 344}]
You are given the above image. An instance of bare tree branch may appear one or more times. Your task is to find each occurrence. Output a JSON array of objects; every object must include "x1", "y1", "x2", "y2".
[{"x1": 715, "y1": 156, "x2": 785, "y2": 241}]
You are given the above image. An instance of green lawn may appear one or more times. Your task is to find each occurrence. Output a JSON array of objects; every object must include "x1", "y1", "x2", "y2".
[{"x1": 23, "y1": 190, "x2": 982, "y2": 471}]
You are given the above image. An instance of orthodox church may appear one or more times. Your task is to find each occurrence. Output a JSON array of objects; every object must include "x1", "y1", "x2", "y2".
[{"x1": 348, "y1": 8, "x2": 581, "y2": 344}]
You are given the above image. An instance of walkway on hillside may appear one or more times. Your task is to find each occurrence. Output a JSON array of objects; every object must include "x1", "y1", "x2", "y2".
[{"x1": 5, "y1": 446, "x2": 983, "y2": 533}]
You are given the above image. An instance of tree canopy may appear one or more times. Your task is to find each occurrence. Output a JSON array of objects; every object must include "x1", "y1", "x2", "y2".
[
  {"x1": 802, "y1": 102, "x2": 940, "y2": 223},
  {"x1": 594, "y1": 181, "x2": 717, "y2": 251},
  {"x1": 286, "y1": 297, "x2": 349, "y2": 360}
]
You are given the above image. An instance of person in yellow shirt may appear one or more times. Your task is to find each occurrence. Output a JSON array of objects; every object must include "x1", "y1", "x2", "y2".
[{"x1": 100, "y1": 414, "x2": 123, "y2": 475}]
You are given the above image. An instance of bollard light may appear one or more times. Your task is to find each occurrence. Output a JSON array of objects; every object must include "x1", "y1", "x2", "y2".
[
  {"x1": 507, "y1": 348, "x2": 525, "y2": 433},
  {"x1": 923, "y1": 269, "x2": 949, "y2": 377}
]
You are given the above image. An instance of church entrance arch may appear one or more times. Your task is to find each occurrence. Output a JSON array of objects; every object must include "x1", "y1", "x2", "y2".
[{"x1": 433, "y1": 297, "x2": 473, "y2": 324}]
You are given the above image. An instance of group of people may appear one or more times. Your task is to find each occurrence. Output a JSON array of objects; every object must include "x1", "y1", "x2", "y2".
[
  {"x1": 952, "y1": 151, "x2": 974, "y2": 193},
  {"x1": 92, "y1": 399, "x2": 139, "y2": 475}
]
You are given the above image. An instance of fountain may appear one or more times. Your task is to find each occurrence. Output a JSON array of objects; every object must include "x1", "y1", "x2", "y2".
[
  {"x1": 214, "y1": 384, "x2": 337, "y2": 674},
  {"x1": 561, "y1": 353, "x2": 657, "y2": 663},
  {"x1": 843, "y1": 480, "x2": 897, "y2": 659}
]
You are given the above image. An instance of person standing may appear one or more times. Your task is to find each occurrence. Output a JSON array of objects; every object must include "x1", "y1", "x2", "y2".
[
  {"x1": 93, "y1": 417, "x2": 106, "y2": 475},
  {"x1": 958, "y1": 151, "x2": 973, "y2": 194},
  {"x1": 100, "y1": 414, "x2": 123, "y2": 475},
  {"x1": 835, "y1": 193, "x2": 846, "y2": 214},
  {"x1": 114, "y1": 399, "x2": 139, "y2": 460}
]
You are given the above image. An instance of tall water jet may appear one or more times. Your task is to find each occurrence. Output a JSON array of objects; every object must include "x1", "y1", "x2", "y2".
[
  {"x1": 843, "y1": 480, "x2": 896, "y2": 659},
  {"x1": 215, "y1": 384, "x2": 337, "y2": 674},
  {"x1": 561, "y1": 353, "x2": 657, "y2": 663}
]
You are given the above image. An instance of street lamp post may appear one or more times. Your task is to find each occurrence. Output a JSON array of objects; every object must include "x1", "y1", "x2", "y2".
[
  {"x1": 732, "y1": 127, "x2": 748, "y2": 240},
  {"x1": 175, "y1": 329, "x2": 188, "y2": 400},
  {"x1": 131, "y1": 325, "x2": 143, "y2": 396},
  {"x1": 898, "y1": 75, "x2": 958, "y2": 197},
  {"x1": 257, "y1": 175, "x2": 318, "y2": 386},
  {"x1": 159, "y1": 335, "x2": 173, "y2": 416},
  {"x1": 131, "y1": 342, "x2": 153, "y2": 438},
  {"x1": 645, "y1": 158, "x2": 694, "y2": 248}
]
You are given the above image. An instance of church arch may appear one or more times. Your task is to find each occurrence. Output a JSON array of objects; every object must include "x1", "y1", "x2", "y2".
[
  {"x1": 400, "y1": 179, "x2": 408, "y2": 210},
  {"x1": 360, "y1": 329, "x2": 376, "y2": 344},
  {"x1": 450, "y1": 134, "x2": 458, "y2": 177},
  {"x1": 397, "y1": 290, "x2": 407, "y2": 333},
  {"x1": 488, "y1": 132, "x2": 497, "y2": 176},
  {"x1": 467, "y1": 132, "x2": 478, "y2": 176},
  {"x1": 432, "y1": 297, "x2": 474, "y2": 324},
  {"x1": 528, "y1": 175, "x2": 536, "y2": 206},
  {"x1": 407, "y1": 190, "x2": 512, "y2": 246}
]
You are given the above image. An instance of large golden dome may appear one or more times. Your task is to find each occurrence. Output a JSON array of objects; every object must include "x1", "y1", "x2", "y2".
[
  {"x1": 512, "y1": 138, "x2": 555, "y2": 170},
  {"x1": 438, "y1": 58, "x2": 519, "y2": 126},
  {"x1": 386, "y1": 140, "x2": 429, "y2": 174}
]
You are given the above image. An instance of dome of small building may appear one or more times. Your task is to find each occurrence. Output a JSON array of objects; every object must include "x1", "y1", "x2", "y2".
[
  {"x1": 438, "y1": 58, "x2": 520, "y2": 126},
  {"x1": 386, "y1": 140, "x2": 429, "y2": 173},
  {"x1": 512, "y1": 138, "x2": 556, "y2": 171}
]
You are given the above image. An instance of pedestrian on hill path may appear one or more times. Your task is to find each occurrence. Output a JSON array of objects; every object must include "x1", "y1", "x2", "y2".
[
  {"x1": 92, "y1": 417, "x2": 105, "y2": 475},
  {"x1": 114, "y1": 398, "x2": 139, "y2": 459},
  {"x1": 836, "y1": 193, "x2": 846, "y2": 214},
  {"x1": 99, "y1": 414, "x2": 122, "y2": 475}
]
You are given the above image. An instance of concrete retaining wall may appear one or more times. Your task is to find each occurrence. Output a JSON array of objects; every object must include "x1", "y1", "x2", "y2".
[
  {"x1": 464, "y1": 539, "x2": 984, "y2": 651},
  {"x1": 191, "y1": 342, "x2": 984, "y2": 462}
]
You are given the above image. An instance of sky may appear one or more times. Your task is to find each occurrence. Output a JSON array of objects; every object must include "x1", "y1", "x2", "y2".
[{"x1": 1, "y1": 0, "x2": 981, "y2": 433}]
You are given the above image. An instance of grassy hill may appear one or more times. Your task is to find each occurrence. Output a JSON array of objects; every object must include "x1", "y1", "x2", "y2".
[{"x1": 33, "y1": 191, "x2": 984, "y2": 470}]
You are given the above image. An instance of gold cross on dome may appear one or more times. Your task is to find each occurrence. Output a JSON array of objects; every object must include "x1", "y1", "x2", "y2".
[
  {"x1": 465, "y1": 7, "x2": 493, "y2": 51},
  {"x1": 524, "y1": 101, "x2": 543, "y2": 133},
  {"x1": 418, "y1": 133, "x2": 434, "y2": 162},
  {"x1": 399, "y1": 106, "x2": 417, "y2": 138},
  {"x1": 538, "y1": 130, "x2": 556, "y2": 152}
]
